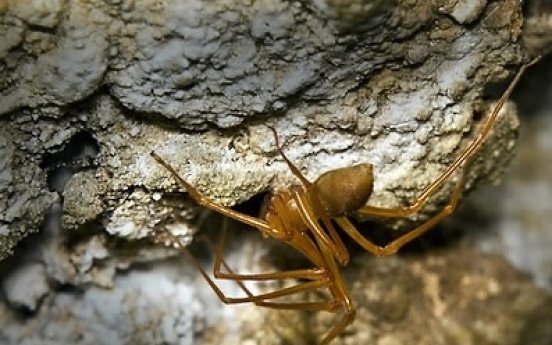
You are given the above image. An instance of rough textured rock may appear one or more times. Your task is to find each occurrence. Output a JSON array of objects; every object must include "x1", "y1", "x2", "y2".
[
  {"x1": 250, "y1": 244, "x2": 552, "y2": 345},
  {"x1": 0, "y1": 1, "x2": 551, "y2": 345},
  {"x1": 2, "y1": 225, "x2": 552, "y2": 345},
  {"x1": 0, "y1": 261, "x2": 209, "y2": 345},
  {"x1": 0, "y1": 125, "x2": 59, "y2": 260},
  {"x1": 0, "y1": 0, "x2": 535, "y2": 260},
  {"x1": 523, "y1": 0, "x2": 552, "y2": 56}
]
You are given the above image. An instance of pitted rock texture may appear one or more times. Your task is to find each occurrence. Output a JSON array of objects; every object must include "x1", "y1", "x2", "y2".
[
  {"x1": 0, "y1": 0, "x2": 534, "y2": 262},
  {"x1": 1, "y1": 1, "x2": 552, "y2": 344}
]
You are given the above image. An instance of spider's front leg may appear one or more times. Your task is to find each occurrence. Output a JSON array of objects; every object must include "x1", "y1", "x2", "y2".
[
  {"x1": 348, "y1": 57, "x2": 541, "y2": 254},
  {"x1": 149, "y1": 152, "x2": 338, "y2": 304},
  {"x1": 150, "y1": 151, "x2": 271, "y2": 232}
]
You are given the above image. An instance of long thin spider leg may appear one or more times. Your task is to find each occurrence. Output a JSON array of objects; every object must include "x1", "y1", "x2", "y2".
[
  {"x1": 159, "y1": 226, "x2": 351, "y2": 345},
  {"x1": 253, "y1": 298, "x2": 350, "y2": 345},
  {"x1": 269, "y1": 127, "x2": 350, "y2": 263},
  {"x1": 306, "y1": 188, "x2": 350, "y2": 265},
  {"x1": 206, "y1": 221, "x2": 326, "y2": 281},
  {"x1": 208, "y1": 218, "x2": 354, "y2": 345},
  {"x1": 199, "y1": 233, "x2": 325, "y2": 282},
  {"x1": 292, "y1": 190, "x2": 350, "y2": 265},
  {"x1": 267, "y1": 126, "x2": 312, "y2": 186},
  {"x1": 256, "y1": 300, "x2": 341, "y2": 311},
  {"x1": 230, "y1": 278, "x2": 332, "y2": 304},
  {"x1": 195, "y1": 234, "x2": 253, "y2": 298},
  {"x1": 257, "y1": 290, "x2": 354, "y2": 345},
  {"x1": 150, "y1": 152, "x2": 273, "y2": 233},
  {"x1": 154, "y1": 230, "x2": 248, "y2": 302},
  {"x1": 157, "y1": 229, "x2": 334, "y2": 304},
  {"x1": 357, "y1": 56, "x2": 541, "y2": 218},
  {"x1": 319, "y1": 309, "x2": 356, "y2": 345},
  {"x1": 337, "y1": 170, "x2": 464, "y2": 256},
  {"x1": 306, "y1": 230, "x2": 356, "y2": 345},
  {"x1": 319, "y1": 214, "x2": 350, "y2": 265}
]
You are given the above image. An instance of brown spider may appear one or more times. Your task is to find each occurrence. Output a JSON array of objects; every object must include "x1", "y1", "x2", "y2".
[{"x1": 150, "y1": 56, "x2": 540, "y2": 344}]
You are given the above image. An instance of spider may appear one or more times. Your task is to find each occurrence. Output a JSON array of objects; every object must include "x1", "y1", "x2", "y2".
[{"x1": 150, "y1": 56, "x2": 540, "y2": 345}]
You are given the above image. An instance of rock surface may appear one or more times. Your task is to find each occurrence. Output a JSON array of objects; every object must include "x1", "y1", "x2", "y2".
[
  {"x1": 0, "y1": 1, "x2": 551, "y2": 345},
  {"x1": 0, "y1": 0, "x2": 533, "y2": 259}
]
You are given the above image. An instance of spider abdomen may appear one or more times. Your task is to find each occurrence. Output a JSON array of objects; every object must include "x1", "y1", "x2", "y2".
[{"x1": 314, "y1": 163, "x2": 374, "y2": 217}]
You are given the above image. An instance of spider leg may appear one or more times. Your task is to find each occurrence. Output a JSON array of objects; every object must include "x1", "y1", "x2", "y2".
[
  {"x1": 150, "y1": 151, "x2": 277, "y2": 235},
  {"x1": 257, "y1": 299, "x2": 355, "y2": 345},
  {"x1": 292, "y1": 189, "x2": 350, "y2": 265},
  {"x1": 319, "y1": 309, "x2": 356, "y2": 345},
  {"x1": 305, "y1": 190, "x2": 350, "y2": 265},
  {"x1": 158, "y1": 229, "x2": 352, "y2": 345},
  {"x1": 268, "y1": 126, "x2": 312, "y2": 186},
  {"x1": 151, "y1": 154, "x2": 344, "y2": 303},
  {"x1": 210, "y1": 218, "x2": 355, "y2": 345},
  {"x1": 336, "y1": 170, "x2": 464, "y2": 256},
  {"x1": 357, "y1": 56, "x2": 541, "y2": 218},
  {"x1": 212, "y1": 218, "x2": 327, "y2": 281},
  {"x1": 268, "y1": 127, "x2": 350, "y2": 263},
  {"x1": 157, "y1": 229, "x2": 334, "y2": 304}
]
